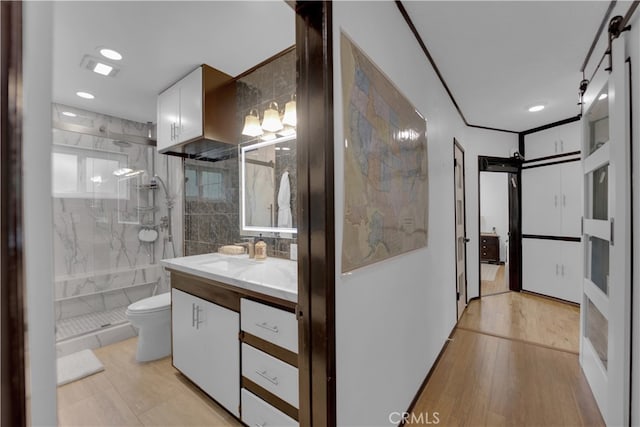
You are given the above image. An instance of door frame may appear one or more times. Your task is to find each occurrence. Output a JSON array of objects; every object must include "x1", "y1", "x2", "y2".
[
  {"x1": 0, "y1": 2, "x2": 27, "y2": 426},
  {"x1": 453, "y1": 139, "x2": 468, "y2": 319},
  {"x1": 477, "y1": 156, "x2": 522, "y2": 297}
]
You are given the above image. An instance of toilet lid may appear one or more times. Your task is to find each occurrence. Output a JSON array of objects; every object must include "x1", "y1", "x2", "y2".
[{"x1": 127, "y1": 292, "x2": 171, "y2": 314}]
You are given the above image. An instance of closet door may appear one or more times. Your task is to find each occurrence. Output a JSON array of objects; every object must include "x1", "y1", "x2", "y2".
[
  {"x1": 522, "y1": 164, "x2": 561, "y2": 236},
  {"x1": 560, "y1": 161, "x2": 582, "y2": 237},
  {"x1": 522, "y1": 239, "x2": 558, "y2": 298}
]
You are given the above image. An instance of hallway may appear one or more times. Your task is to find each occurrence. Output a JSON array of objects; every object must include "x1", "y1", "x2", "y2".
[{"x1": 410, "y1": 292, "x2": 603, "y2": 426}]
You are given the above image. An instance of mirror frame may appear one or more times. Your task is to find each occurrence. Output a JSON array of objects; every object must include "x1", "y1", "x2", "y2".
[{"x1": 240, "y1": 134, "x2": 297, "y2": 235}]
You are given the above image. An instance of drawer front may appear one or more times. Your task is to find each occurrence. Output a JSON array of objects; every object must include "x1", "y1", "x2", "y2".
[
  {"x1": 242, "y1": 343, "x2": 299, "y2": 408},
  {"x1": 241, "y1": 299, "x2": 298, "y2": 353},
  {"x1": 242, "y1": 388, "x2": 298, "y2": 427}
]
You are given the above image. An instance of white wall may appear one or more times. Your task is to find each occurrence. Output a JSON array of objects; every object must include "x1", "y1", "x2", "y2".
[
  {"x1": 480, "y1": 172, "x2": 509, "y2": 262},
  {"x1": 333, "y1": 2, "x2": 517, "y2": 425},
  {"x1": 23, "y1": 2, "x2": 58, "y2": 425}
]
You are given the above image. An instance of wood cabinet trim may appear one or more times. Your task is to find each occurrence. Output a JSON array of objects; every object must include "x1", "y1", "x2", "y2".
[
  {"x1": 168, "y1": 269, "x2": 296, "y2": 311},
  {"x1": 242, "y1": 377, "x2": 299, "y2": 421},
  {"x1": 241, "y1": 332, "x2": 298, "y2": 368}
]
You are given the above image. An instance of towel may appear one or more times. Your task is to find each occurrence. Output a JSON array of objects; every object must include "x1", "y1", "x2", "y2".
[{"x1": 277, "y1": 171, "x2": 292, "y2": 228}]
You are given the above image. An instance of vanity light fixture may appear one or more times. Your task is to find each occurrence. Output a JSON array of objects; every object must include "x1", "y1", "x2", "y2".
[
  {"x1": 62, "y1": 111, "x2": 77, "y2": 117},
  {"x1": 99, "y1": 48, "x2": 122, "y2": 61},
  {"x1": 598, "y1": 93, "x2": 608, "y2": 101},
  {"x1": 282, "y1": 95, "x2": 296, "y2": 127},
  {"x1": 241, "y1": 109, "x2": 263, "y2": 137},
  {"x1": 528, "y1": 105, "x2": 545, "y2": 112},
  {"x1": 76, "y1": 91, "x2": 95, "y2": 99},
  {"x1": 261, "y1": 102, "x2": 283, "y2": 132},
  {"x1": 260, "y1": 132, "x2": 277, "y2": 141}
]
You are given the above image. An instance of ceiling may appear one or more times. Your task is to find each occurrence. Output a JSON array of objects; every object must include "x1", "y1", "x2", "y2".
[
  {"x1": 403, "y1": 1, "x2": 610, "y2": 132},
  {"x1": 52, "y1": 1, "x2": 295, "y2": 124},
  {"x1": 54, "y1": 1, "x2": 614, "y2": 133}
]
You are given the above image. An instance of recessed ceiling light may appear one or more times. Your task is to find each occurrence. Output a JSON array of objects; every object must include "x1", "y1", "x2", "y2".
[
  {"x1": 99, "y1": 48, "x2": 122, "y2": 61},
  {"x1": 76, "y1": 91, "x2": 95, "y2": 99},
  {"x1": 93, "y1": 62, "x2": 113, "y2": 76},
  {"x1": 598, "y1": 93, "x2": 608, "y2": 100},
  {"x1": 62, "y1": 111, "x2": 77, "y2": 117},
  {"x1": 528, "y1": 105, "x2": 545, "y2": 112}
]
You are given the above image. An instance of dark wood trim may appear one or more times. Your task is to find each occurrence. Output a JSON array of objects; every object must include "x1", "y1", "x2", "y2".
[
  {"x1": 522, "y1": 234, "x2": 582, "y2": 243},
  {"x1": 518, "y1": 133, "x2": 525, "y2": 159},
  {"x1": 240, "y1": 332, "x2": 298, "y2": 368},
  {"x1": 627, "y1": 55, "x2": 634, "y2": 420},
  {"x1": 235, "y1": 45, "x2": 296, "y2": 80},
  {"x1": 478, "y1": 156, "x2": 523, "y2": 296},
  {"x1": 522, "y1": 150, "x2": 581, "y2": 165},
  {"x1": 242, "y1": 376, "x2": 299, "y2": 421},
  {"x1": 399, "y1": 325, "x2": 457, "y2": 426},
  {"x1": 520, "y1": 290, "x2": 580, "y2": 308},
  {"x1": 520, "y1": 115, "x2": 581, "y2": 136},
  {"x1": 395, "y1": 1, "x2": 518, "y2": 135},
  {"x1": 0, "y1": 2, "x2": 27, "y2": 426},
  {"x1": 295, "y1": 2, "x2": 336, "y2": 426},
  {"x1": 521, "y1": 157, "x2": 581, "y2": 170}
]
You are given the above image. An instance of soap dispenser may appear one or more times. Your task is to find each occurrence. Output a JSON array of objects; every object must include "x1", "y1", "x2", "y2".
[{"x1": 255, "y1": 234, "x2": 267, "y2": 261}]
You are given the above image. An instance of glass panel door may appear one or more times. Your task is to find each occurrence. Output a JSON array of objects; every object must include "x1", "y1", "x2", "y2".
[{"x1": 580, "y1": 36, "x2": 630, "y2": 426}]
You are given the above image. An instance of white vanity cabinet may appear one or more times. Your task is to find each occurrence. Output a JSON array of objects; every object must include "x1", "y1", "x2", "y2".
[
  {"x1": 171, "y1": 288, "x2": 239, "y2": 417},
  {"x1": 156, "y1": 64, "x2": 235, "y2": 154},
  {"x1": 240, "y1": 298, "x2": 299, "y2": 426}
]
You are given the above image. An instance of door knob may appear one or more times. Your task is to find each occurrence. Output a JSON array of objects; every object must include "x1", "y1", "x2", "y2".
[{"x1": 464, "y1": 237, "x2": 470, "y2": 243}]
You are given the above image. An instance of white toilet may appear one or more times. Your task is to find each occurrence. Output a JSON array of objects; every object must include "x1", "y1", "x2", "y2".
[{"x1": 126, "y1": 292, "x2": 172, "y2": 362}]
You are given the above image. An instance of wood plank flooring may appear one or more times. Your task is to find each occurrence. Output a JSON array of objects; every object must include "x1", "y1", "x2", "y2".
[
  {"x1": 410, "y1": 291, "x2": 602, "y2": 426},
  {"x1": 481, "y1": 264, "x2": 508, "y2": 296},
  {"x1": 57, "y1": 338, "x2": 241, "y2": 426}
]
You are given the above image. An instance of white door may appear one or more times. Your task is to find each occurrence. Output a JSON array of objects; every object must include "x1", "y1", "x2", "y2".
[
  {"x1": 172, "y1": 289, "x2": 240, "y2": 416},
  {"x1": 157, "y1": 84, "x2": 180, "y2": 152},
  {"x1": 560, "y1": 161, "x2": 583, "y2": 237},
  {"x1": 522, "y1": 164, "x2": 562, "y2": 236},
  {"x1": 454, "y1": 141, "x2": 467, "y2": 320},
  {"x1": 580, "y1": 36, "x2": 631, "y2": 426}
]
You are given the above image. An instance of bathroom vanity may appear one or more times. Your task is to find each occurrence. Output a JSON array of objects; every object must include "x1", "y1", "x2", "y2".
[{"x1": 161, "y1": 253, "x2": 298, "y2": 426}]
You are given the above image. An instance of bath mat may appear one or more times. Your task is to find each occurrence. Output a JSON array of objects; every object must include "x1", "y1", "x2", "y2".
[
  {"x1": 56, "y1": 349, "x2": 104, "y2": 386},
  {"x1": 481, "y1": 264, "x2": 500, "y2": 282}
]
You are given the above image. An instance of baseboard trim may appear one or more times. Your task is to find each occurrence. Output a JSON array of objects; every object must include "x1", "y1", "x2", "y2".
[
  {"x1": 399, "y1": 324, "x2": 456, "y2": 426},
  {"x1": 521, "y1": 290, "x2": 580, "y2": 307}
]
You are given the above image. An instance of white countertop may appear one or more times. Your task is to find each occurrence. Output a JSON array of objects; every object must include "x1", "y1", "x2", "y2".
[{"x1": 160, "y1": 253, "x2": 298, "y2": 303}]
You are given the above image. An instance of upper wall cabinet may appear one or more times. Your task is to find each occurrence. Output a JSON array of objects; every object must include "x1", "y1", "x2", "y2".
[
  {"x1": 525, "y1": 121, "x2": 580, "y2": 160},
  {"x1": 157, "y1": 65, "x2": 236, "y2": 155}
]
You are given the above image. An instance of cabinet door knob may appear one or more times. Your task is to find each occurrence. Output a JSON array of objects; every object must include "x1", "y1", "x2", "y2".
[{"x1": 191, "y1": 303, "x2": 196, "y2": 328}]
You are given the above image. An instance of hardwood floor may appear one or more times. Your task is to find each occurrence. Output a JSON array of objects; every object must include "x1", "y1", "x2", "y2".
[
  {"x1": 458, "y1": 291, "x2": 580, "y2": 353},
  {"x1": 409, "y1": 292, "x2": 602, "y2": 426},
  {"x1": 57, "y1": 338, "x2": 241, "y2": 426},
  {"x1": 481, "y1": 264, "x2": 508, "y2": 296}
]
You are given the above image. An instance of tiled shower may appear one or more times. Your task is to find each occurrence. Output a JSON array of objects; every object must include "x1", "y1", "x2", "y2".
[{"x1": 52, "y1": 104, "x2": 183, "y2": 356}]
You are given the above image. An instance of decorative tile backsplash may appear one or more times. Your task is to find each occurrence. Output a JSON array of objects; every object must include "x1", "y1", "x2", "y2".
[{"x1": 184, "y1": 49, "x2": 297, "y2": 259}]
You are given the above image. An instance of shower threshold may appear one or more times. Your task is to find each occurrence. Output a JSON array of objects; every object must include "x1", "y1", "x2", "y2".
[{"x1": 56, "y1": 306, "x2": 130, "y2": 342}]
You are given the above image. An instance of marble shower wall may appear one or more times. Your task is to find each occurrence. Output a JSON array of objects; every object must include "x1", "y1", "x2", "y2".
[
  {"x1": 183, "y1": 48, "x2": 297, "y2": 259},
  {"x1": 52, "y1": 104, "x2": 183, "y2": 324}
]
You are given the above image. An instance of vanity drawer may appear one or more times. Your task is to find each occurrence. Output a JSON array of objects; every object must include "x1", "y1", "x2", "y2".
[
  {"x1": 241, "y1": 388, "x2": 298, "y2": 427},
  {"x1": 241, "y1": 298, "x2": 298, "y2": 353},
  {"x1": 242, "y1": 343, "x2": 299, "y2": 408}
]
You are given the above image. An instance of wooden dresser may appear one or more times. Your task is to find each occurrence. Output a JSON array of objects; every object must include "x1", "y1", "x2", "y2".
[{"x1": 480, "y1": 234, "x2": 499, "y2": 263}]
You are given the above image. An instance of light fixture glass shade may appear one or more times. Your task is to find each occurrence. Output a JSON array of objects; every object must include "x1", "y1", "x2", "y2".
[
  {"x1": 262, "y1": 102, "x2": 283, "y2": 132},
  {"x1": 282, "y1": 98, "x2": 296, "y2": 127},
  {"x1": 242, "y1": 110, "x2": 263, "y2": 137}
]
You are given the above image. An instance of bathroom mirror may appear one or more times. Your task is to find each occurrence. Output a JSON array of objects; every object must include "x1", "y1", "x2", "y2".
[{"x1": 240, "y1": 134, "x2": 297, "y2": 235}]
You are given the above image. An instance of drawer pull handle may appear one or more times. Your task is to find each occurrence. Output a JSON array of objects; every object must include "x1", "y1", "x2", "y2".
[
  {"x1": 254, "y1": 424, "x2": 266, "y2": 427},
  {"x1": 255, "y1": 370, "x2": 279, "y2": 385},
  {"x1": 256, "y1": 322, "x2": 279, "y2": 333}
]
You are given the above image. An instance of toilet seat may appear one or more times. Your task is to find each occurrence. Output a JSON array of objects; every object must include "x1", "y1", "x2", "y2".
[{"x1": 126, "y1": 292, "x2": 171, "y2": 315}]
